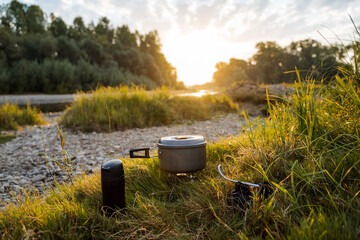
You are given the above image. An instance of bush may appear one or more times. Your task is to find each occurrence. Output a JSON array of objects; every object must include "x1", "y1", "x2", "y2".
[
  {"x1": 10, "y1": 60, "x2": 46, "y2": 93},
  {"x1": 0, "y1": 103, "x2": 45, "y2": 130},
  {"x1": 225, "y1": 81, "x2": 267, "y2": 104},
  {"x1": 0, "y1": 67, "x2": 10, "y2": 93},
  {"x1": 60, "y1": 86, "x2": 238, "y2": 131},
  {"x1": 1, "y1": 62, "x2": 360, "y2": 240}
]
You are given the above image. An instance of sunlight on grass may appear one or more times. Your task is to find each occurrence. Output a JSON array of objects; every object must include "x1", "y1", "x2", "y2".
[
  {"x1": 0, "y1": 103, "x2": 45, "y2": 131},
  {"x1": 0, "y1": 134, "x2": 15, "y2": 144},
  {"x1": 2, "y1": 25, "x2": 360, "y2": 240},
  {"x1": 1, "y1": 69, "x2": 359, "y2": 238},
  {"x1": 60, "y1": 86, "x2": 238, "y2": 132}
]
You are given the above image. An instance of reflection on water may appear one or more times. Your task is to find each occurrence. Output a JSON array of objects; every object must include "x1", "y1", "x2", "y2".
[{"x1": 177, "y1": 90, "x2": 217, "y2": 97}]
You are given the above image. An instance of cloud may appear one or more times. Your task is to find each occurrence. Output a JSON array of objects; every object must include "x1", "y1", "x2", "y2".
[
  {"x1": 14, "y1": 0, "x2": 360, "y2": 46},
  {"x1": 2, "y1": 0, "x2": 359, "y2": 85},
  {"x1": 208, "y1": 0, "x2": 360, "y2": 45}
]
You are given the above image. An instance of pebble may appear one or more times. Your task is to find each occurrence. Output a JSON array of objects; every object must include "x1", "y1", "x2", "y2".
[
  {"x1": 0, "y1": 112, "x2": 249, "y2": 207},
  {"x1": 32, "y1": 175, "x2": 46, "y2": 182}
]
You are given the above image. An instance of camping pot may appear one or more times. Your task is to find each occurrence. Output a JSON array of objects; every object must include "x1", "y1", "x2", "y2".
[{"x1": 130, "y1": 135, "x2": 206, "y2": 173}]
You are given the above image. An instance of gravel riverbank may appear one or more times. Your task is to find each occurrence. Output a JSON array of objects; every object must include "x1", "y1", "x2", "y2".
[{"x1": 0, "y1": 112, "x2": 248, "y2": 208}]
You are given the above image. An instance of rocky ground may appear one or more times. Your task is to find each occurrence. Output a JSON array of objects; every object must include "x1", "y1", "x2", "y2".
[{"x1": 0, "y1": 112, "x2": 250, "y2": 208}]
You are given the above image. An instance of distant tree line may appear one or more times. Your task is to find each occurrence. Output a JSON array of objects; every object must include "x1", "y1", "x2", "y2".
[
  {"x1": 213, "y1": 39, "x2": 348, "y2": 87},
  {"x1": 0, "y1": 0, "x2": 183, "y2": 93}
]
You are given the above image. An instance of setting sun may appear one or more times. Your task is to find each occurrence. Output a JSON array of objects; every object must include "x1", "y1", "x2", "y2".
[{"x1": 162, "y1": 28, "x2": 254, "y2": 86}]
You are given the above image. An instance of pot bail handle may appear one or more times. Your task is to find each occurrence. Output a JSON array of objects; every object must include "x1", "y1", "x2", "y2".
[{"x1": 129, "y1": 147, "x2": 150, "y2": 158}]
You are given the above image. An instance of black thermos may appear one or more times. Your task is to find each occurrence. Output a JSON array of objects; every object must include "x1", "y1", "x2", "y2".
[{"x1": 101, "y1": 160, "x2": 125, "y2": 213}]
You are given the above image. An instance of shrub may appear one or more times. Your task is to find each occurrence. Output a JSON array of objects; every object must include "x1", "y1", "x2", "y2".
[
  {"x1": 226, "y1": 81, "x2": 267, "y2": 104},
  {"x1": 60, "y1": 87, "x2": 238, "y2": 131},
  {"x1": 1, "y1": 61, "x2": 360, "y2": 240},
  {"x1": 0, "y1": 67, "x2": 10, "y2": 93},
  {"x1": 0, "y1": 103, "x2": 45, "y2": 130}
]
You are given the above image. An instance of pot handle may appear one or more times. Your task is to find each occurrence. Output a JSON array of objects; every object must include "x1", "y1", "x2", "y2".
[{"x1": 129, "y1": 147, "x2": 150, "y2": 158}]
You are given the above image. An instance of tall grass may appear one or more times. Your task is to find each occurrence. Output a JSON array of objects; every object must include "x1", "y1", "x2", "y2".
[
  {"x1": 1, "y1": 35, "x2": 360, "y2": 240},
  {"x1": 60, "y1": 86, "x2": 238, "y2": 132},
  {"x1": 1, "y1": 67, "x2": 359, "y2": 238},
  {"x1": 0, "y1": 134, "x2": 15, "y2": 144},
  {"x1": 0, "y1": 103, "x2": 45, "y2": 131}
]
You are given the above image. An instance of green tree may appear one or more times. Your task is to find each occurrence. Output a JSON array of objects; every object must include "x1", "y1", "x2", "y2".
[
  {"x1": 0, "y1": 1, "x2": 179, "y2": 93},
  {"x1": 81, "y1": 38, "x2": 105, "y2": 65},
  {"x1": 57, "y1": 36, "x2": 80, "y2": 63},
  {"x1": 0, "y1": 66, "x2": 10, "y2": 93},
  {"x1": 0, "y1": 27, "x2": 21, "y2": 65},
  {"x1": 115, "y1": 25, "x2": 137, "y2": 48},
  {"x1": 4, "y1": 0, "x2": 26, "y2": 35},
  {"x1": 287, "y1": 39, "x2": 339, "y2": 80},
  {"x1": 10, "y1": 60, "x2": 45, "y2": 92},
  {"x1": 38, "y1": 35, "x2": 57, "y2": 60},
  {"x1": 68, "y1": 16, "x2": 87, "y2": 41},
  {"x1": 95, "y1": 17, "x2": 113, "y2": 43},
  {"x1": 139, "y1": 30, "x2": 161, "y2": 55},
  {"x1": 251, "y1": 41, "x2": 287, "y2": 84},
  {"x1": 114, "y1": 48, "x2": 142, "y2": 73},
  {"x1": 25, "y1": 5, "x2": 45, "y2": 34},
  {"x1": 141, "y1": 53, "x2": 162, "y2": 83},
  {"x1": 213, "y1": 58, "x2": 251, "y2": 87},
  {"x1": 49, "y1": 13, "x2": 67, "y2": 37},
  {"x1": 139, "y1": 31, "x2": 177, "y2": 86}
]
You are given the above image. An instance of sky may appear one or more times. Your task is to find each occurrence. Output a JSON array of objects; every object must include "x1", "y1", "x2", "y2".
[{"x1": 2, "y1": 0, "x2": 360, "y2": 86}]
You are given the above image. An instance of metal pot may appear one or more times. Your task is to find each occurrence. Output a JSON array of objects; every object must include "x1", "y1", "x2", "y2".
[{"x1": 130, "y1": 135, "x2": 206, "y2": 173}]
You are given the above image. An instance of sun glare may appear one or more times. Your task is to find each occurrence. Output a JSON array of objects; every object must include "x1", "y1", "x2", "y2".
[{"x1": 162, "y1": 28, "x2": 253, "y2": 86}]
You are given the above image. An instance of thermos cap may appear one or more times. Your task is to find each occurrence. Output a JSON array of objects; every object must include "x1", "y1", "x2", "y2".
[{"x1": 101, "y1": 159, "x2": 124, "y2": 178}]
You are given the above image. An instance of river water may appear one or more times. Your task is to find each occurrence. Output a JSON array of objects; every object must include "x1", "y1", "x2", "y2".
[
  {"x1": 176, "y1": 90, "x2": 217, "y2": 97},
  {"x1": 0, "y1": 90, "x2": 217, "y2": 105}
]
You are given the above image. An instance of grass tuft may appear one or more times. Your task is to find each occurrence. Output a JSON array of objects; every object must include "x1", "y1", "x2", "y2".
[
  {"x1": 0, "y1": 134, "x2": 15, "y2": 144},
  {"x1": 2, "y1": 28, "x2": 360, "y2": 240},
  {"x1": 60, "y1": 86, "x2": 238, "y2": 132},
  {"x1": 2, "y1": 71, "x2": 360, "y2": 238},
  {"x1": 0, "y1": 103, "x2": 45, "y2": 131}
]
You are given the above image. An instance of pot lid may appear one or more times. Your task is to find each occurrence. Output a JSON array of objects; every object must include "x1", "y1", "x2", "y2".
[{"x1": 158, "y1": 135, "x2": 206, "y2": 148}]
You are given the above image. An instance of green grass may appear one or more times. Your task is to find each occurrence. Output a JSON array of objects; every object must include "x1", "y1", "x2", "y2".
[
  {"x1": 0, "y1": 134, "x2": 15, "y2": 144},
  {"x1": 2, "y1": 31, "x2": 360, "y2": 240},
  {"x1": 1, "y1": 69, "x2": 359, "y2": 239},
  {"x1": 0, "y1": 103, "x2": 45, "y2": 131},
  {"x1": 60, "y1": 86, "x2": 238, "y2": 132}
]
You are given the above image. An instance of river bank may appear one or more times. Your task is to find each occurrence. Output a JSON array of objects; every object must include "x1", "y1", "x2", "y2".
[
  {"x1": 0, "y1": 90, "x2": 217, "y2": 112},
  {"x1": 0, "y1": 112, "x2": 250, "y2": 208}
]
